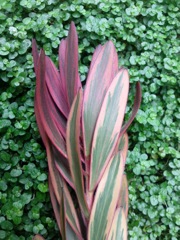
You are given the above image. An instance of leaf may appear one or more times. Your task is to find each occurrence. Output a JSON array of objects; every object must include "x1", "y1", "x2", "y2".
[
  {"x1": 115, "y1": 133, "x2": 128, "y2": 165},
  {"x1": 120, "y1": 82, "x2": 142, "y2": 136},
  {"x1": 63, "y1": 183, "x2": 82, "y2": 239},
  {"x1": 52, "y1": 145, "x2": 74, "y2": 189},
  {"x1": 60, "y1": 184, "x2": 66, "y2": 240},
  {"x1": 49, "y1": 167, "x2": 82, "y2": 239},
  {"x1": 35, "y1": 50, "x2": 67, "y2": 157},
  {"x1": 83, "y1": 41, "x2": 118, "y2": 158},
  {"x1": 45, "y1": 56, "x2": 69, "y2": 118},
  {"x1": 46, "y1": 136, "x2": 82, "y2": 237},
  {"x1": 48, "y1": 177, "x2": 61, "y2": 233},
  {"x1": 32, "y1": 39, "x2": 39, "y2": 74},
  {"x1": 66, "y1": 89, "x2": 89, "y2": 219},
  {"x1": 107, "y1": 208, "x2": 127, "y2": 240},
  {"x1": 59, "y1": 22, "x2": 81, "y2": 109},
  {"x1": 117, "y1": 174, "x2": 129, "y2": 218},
  {"x1": 89, "y1": 68, "x2": 129, "y2": 191},
  {"x1": 66, "y1": 222, "x2": 80, "y2": 240},
  {"x1": 88, "y1": 152, "x2": 125, "y2": 240}
]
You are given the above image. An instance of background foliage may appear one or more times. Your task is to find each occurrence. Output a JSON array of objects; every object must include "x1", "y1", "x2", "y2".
[{"x1": 0, "y1": 0, "x2": 179, "y2": 239}]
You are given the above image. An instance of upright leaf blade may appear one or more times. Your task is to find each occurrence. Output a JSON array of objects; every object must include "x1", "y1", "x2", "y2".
[
  {"x1": 88, "y1": 152, "x2": 125, "y2": 240},
  {"x1": 45, "y1": 56, "x2": 69, "y2": 118},
  {"x1": 32, "y1": 39, "x2": 39, "y2": 74},
  {"x1": 83, "y1": 41, "x2": 118, "y2": 157},
  {"x1": 63, "y1": 184, "x2": 83, "y2": 239},
  {"x1": 115, "y1": 133, "x2": 128, "y2": 165},
  {"x1": 117, "y1": 174, "x2": 129, "y2": 218},
  {"x1": 49, "y1": 177, "x2": 61, "y2": 233},
  {"x1": 60, "y1": 184, "x2": 66, "y2": 240},
  {"x1": 120, "y1": 81, "x2": 142, "y2": 136},
  {"x1": 89, "y1": 68, "x2": 129, "y2": 191},
  {"x1": 107, "y1": 208, "x2": 127, "y2": 240},
  {"x1": 66, "y1": 222, "x2": 80, "y2": 240},
  {"x1": 66, "y1": 89, "x2": 89, "y2": 219},
  {"x1": 59, "y1": 22, "x2": 81, "y2": 109},
  {"x1": 35, "y1": 50, "x2": 67, "y2": 157}
]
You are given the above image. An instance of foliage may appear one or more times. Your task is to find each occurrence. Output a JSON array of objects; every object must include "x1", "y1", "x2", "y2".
[
  {"x1": 0, "y1": 0, "x2": 179, "y2": 239},
  {"x1": 32, "y1": 22, "x2": 141, "y2": 239}
]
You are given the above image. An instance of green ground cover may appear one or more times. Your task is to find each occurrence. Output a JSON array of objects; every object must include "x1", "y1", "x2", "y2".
[{"x1": 0, "y1": 0, "x2": 179, "y2": 239}]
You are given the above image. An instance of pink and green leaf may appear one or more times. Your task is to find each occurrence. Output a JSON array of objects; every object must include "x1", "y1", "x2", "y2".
[
  {"x1": 45, "y1": 56, "x2": 69, "y2": 118},
  {"x1": 35, "y1": 50, "x2": 67, "y2": 157},
  {"x1": 63, "y1": 183, "x2": 83, "y2": 239},
  {"x1": 48, "y1": 177, "x2": 61, "y2": 233},
  {"x1": 89, "y1": 68, "x2": 129, "y2": 191},
  {"x1": 47, "y1": 141, "x2": 82, "y2": 236},
  {"x1": 115, "y1": 133, "x2": 128, "y2": 165},
  {"x1": 107, "y1": 208, "x2": 127, "y2": 240},
  {"x1": 88, "y1": 152, "x2": 125, "y2": 240},
  {"x1": 66, "y1": 89, "x2": 89, "y2": 219},
  {"x1": 49, "y1": 143, "x2": 74, "y2": 189},
  {"x1": 59, "y1": 22, "x2": 81, "y2": 109},
  {"x1": 32, "y1": 39, "x2": 39, "y2": 74},
  {"x1": 66, "y1": 222, "x2": 80, "y2": 240},
  {"x1": 60, "y1": 183, "x2": 66, "y2": 240},
  {"x1": 120, "y1": 81, "x2": 142, "y2": 136},
  {"x1": 117, "y1": 174, "x2": 129, "y2": 218},
  {"x1": 83, "y1": 41, "x2": 118, "y2": 157}
]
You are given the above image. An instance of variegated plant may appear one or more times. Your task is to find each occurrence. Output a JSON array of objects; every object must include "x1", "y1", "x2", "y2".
[{"x1": 32, "y1": 22, "x2": 141, "y2": 240}]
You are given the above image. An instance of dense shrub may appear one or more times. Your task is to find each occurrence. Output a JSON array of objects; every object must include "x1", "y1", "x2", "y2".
[{"x1": 0, "y1": 0, "x2": 179, "y2": 239}]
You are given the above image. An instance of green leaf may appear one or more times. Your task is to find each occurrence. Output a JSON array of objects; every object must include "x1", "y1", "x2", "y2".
[
  {"x1": 10, "y1": 169, "x2": 22, "y2": 177},
  {"x1": 89, "y1": 68, "x2": 129, "y2": 191},
  {"x1": 0, "y1": 151, "x2": 10, "y2": 162},
  {"x1": 37, "y1": 173, "x2": 47, "y2": 181},
  {"x1": 88, "y1": 152, "x2": 125, "y2": 240},
  {"x1": 83, "y1": 41, "x2": 118, "y2": 157},
  {"x1": 108, "y1": 208, "x2": 127, "y2": 240},
  {"x1": 67, "y1": 89, "x2": 89, "y2": 218},
  {"x1": 37, "y1": 183, "x2": 48, "y2": 193}
]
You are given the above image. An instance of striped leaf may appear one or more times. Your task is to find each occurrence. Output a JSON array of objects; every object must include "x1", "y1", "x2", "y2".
[
  {"x1": 50, "y1": 144, "x2": 74, "y2": 189},
  {"x1": 49, "y1": 177, "x2": 61, "y2": 233},
  {"x1": 89, "y1": 68, "x2": 129, "y2": 191},
  {"x1": 45, "y1": 56, "x2": 69, "y2": 118},
  {"x1": 115, "y1": 133, "x2": 128, "y2": 166},
  {"x1": 59, "y1": 22, "x2": 81, "y2": 109},
  {"x1": 66, "y1": 89, "x2": 89, "y2": 219},
  {"x1": 63, "y1": 184, "x2": 82, "y2": 239},
  {"x1": 47, "y1": 141, "x2": 82, "y2": 237},
  {"x1": 49, "y1": 177, "x2": 82, "y2": 239},
  {"x1": 117, "y1": 174, "x2": 129, "y2": 218},
  {"x1": 88, "y1": 152, "x2": 125, "y2": 240},
  {"x1": 32, "y1": 41, "x2": 48, "y2": 146},
  {"x1": 66, "y1": 222, "x2": 80, "y2": 240},
  {"x1": 32, "y1": 39, "x2": 39, "y2": 74},
  {"x1": 120, "y1": 81, "x2": 142, "y2": 137},
  {"x1": 60, "y1": 184, "x2": 66, "y2": 240},
  {"x1": 32, "y1": 39, "x2": 68, "y2": 119},
  {"x1": 107, "y1": 208, "x2": 127, "y2": 240},
  {"x1": 35, "y1": 50, "x2": 67, "y2": 157},
  {"x1": 83, "y1": 41, "x2": 118, "y2": 158},
  {"x1": 48, "y1": 154, "x2": 66, "y2": 239}
]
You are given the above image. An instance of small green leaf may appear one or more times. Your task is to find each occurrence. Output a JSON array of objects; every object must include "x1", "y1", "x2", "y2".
[
  {"x1": 37, "y1": 173, "x2": 47, "y2": 181},
  {"x1": 10, "y1": 169, "x2": 22, "y2": 177},
  {"x1": 38, "y1": 183, "x2": 48, "y2": 193}
]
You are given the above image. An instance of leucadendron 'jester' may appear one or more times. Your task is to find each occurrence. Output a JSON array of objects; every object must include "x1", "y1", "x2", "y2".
[{"x1": 32, "y1": 22, "x2": 141, "y2": 240}]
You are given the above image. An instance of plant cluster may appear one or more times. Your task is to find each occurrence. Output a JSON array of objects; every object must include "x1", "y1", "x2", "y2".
[
  {"x1": 0, "y1": 0, "x2": 179, "y2": 239},
  {"x1": 32, "y1": 22, "x2": 141, "y2": 239}
]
